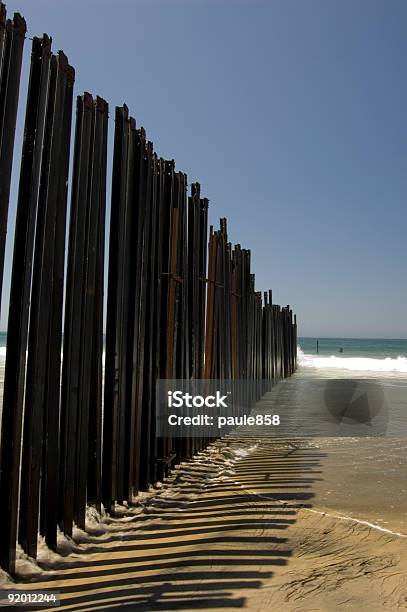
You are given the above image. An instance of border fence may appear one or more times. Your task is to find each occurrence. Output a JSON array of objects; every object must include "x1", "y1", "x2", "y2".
[{"x1": 0, "y1": 4, "x2": 297, "y2": 575}]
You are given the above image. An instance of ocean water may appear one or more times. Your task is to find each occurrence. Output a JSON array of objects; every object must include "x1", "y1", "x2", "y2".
[
  {"x1": 299, "y1": 337, "x2": 407, "y2": 359},
  {"x1": 298, "y1": 337, "x2": 407, "y2": 374},
  {"x1": 1, "y1": 334, "x2": 406, "y2": 370}
]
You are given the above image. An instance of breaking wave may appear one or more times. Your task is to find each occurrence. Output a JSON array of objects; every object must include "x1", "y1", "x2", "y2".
[{"x1": 297, "y1": 347, "x2": 407, "y2": 373}]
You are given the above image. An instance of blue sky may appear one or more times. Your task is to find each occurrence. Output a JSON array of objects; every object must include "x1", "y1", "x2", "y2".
[{"x1": 1, "y1": 0, "x2": 406, "y2": 337}]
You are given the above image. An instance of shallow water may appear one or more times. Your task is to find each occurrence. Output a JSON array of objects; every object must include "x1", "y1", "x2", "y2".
[
  {"x1": 234, "y1": 364, "x2": 407, "y2": 534},
  {"x1": 306, "y1": 436, "x2": 407, "y2": 535}
]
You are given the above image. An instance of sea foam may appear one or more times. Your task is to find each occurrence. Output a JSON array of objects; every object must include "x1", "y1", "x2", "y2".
[{"x1": 298, "y1": 347, "x2": 407, "y2": 373}]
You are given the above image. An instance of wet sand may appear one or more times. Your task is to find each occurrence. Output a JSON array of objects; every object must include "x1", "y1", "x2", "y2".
[
  {"x1": 1, "y1": 367, "x2": 407, "y2": 610},
  {"x1": 0, "y1": 435, "x2": 406, "y2": 611}
]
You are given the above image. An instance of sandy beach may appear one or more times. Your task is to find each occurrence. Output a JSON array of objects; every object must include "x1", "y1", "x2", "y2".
[
  {"x1": 1, "y1": 425, "x2": 407, "y2": 611},
  {"x1": 1, "y1": 364, "x2": 407, "y2": 610}
]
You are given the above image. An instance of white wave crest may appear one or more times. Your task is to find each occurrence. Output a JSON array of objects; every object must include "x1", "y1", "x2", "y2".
[{"x1": 297, "y1": 346, "x2": 407, "y2": 373}]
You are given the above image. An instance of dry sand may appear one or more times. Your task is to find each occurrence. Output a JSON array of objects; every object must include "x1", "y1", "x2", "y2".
[{"x1": 1, "y1": 436, "x2": 407, "y2": 611}]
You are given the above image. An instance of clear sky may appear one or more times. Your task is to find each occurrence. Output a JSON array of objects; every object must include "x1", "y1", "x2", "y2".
[{"x1": 1, "y1": 0, "x2": 406, "y2": 337}]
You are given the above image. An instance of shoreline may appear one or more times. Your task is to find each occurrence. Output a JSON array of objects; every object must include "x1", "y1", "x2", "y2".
[{"x1": 1, "y1": 435, "x2": 406, "y2": 611}]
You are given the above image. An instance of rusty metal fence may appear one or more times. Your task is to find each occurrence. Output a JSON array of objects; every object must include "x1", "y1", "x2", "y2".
[{"x1": 0, "y1": 4, "x2": 297, "y2": 575}]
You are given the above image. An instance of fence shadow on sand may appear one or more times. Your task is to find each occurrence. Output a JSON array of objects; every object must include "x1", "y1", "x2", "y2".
[{"x1": 16, "y1": 439, "x2": 325, "y2": 611}]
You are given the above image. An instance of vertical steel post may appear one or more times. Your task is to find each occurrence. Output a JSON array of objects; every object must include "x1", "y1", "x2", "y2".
[
  {"x1": 59, "y1": 93, "x2": 94, "y2": 535},
  {"x1": 41, "y1": 60, "x2": 75, "y2": 550},
  {"x1": 74, "y1": 97, "x2": 109, "y2": 529},
  {"x1": 0, "y1": 9, "x2": 26, "y2": 313},
  {"x1": 19, "y1": 50, "x2": 75, "y2": 558},
  {"x1": 0, "y1": 34, "x2": 52, "y2": 574},
  {"x1": 88, "y1": 98, "x2": 109, "y2": 511}
]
